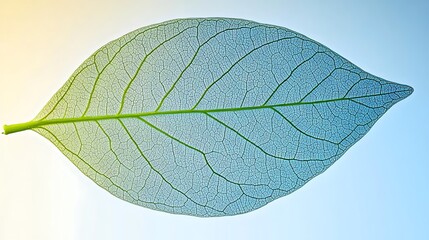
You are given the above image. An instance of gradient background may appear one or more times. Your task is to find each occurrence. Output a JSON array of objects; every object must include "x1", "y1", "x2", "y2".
[{"x1": 0, "y1": 0, "x2": 427, "y2": 239}]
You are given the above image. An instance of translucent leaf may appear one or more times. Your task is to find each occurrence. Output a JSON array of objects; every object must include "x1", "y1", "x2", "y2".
[{"x1": 3, "y1": 18, "x2": 413, "y2": 217}]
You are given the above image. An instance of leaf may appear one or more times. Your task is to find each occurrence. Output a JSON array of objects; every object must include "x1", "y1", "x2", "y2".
[{"x1": 3, "y1": 18, "x2": 412, "y2": 217}]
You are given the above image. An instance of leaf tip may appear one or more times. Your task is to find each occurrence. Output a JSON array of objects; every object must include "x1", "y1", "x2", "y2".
[
  {"x1": 407, "y1": 84, "x2": 414, "y2": 95},
  {"x1": 402, "y1": 84, "x2": 414, "y2": 99}
]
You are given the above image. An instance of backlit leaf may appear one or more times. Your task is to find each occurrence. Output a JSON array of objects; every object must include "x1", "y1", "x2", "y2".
[{"x1": 3, "y1": 18, "x2": 413, "y2": 217}]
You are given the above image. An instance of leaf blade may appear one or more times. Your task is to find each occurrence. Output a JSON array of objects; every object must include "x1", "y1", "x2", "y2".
[{"x1": 5, "y1": 18, "x2": 413, "y2": 216}]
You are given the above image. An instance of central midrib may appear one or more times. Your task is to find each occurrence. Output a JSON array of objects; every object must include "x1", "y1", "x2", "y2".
[
  {"x1": 3, "y1": 91, "x2": 405, "y2": 135},
  {"x1": 38, "y1": 98, "x2": 344, "y2": 125}
]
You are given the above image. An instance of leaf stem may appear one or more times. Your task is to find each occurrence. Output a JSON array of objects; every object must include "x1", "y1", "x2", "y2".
[{"x1": 3, "y1": 121, "x2": 35, "y2": 135}]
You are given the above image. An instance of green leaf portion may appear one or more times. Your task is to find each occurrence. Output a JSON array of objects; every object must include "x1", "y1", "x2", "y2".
[{"x1": 4, "y1": 18, "x2": 413, "y2": 216}]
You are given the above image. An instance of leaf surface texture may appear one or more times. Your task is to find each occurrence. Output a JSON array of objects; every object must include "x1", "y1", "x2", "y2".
[{"x1": 31, "y1": 18, "x2": 412, "y2": 216}]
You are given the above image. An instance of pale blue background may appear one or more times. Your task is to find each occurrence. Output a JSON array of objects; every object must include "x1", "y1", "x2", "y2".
[{"x1": 0, "y1": 0, "x2": 427, "y2": 239}]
